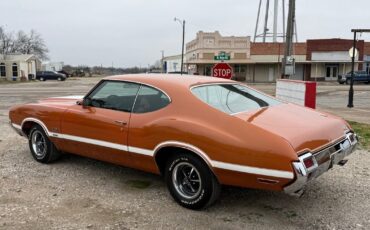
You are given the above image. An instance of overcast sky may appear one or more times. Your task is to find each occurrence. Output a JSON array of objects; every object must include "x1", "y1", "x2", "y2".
[{"x1": 2, "y1": 0, "x2": 370, "y2": 67}]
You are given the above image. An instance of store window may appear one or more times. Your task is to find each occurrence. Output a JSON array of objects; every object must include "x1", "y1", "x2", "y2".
[{"x1": 234, "y1": 65, "x2": 246, "y2": 73}]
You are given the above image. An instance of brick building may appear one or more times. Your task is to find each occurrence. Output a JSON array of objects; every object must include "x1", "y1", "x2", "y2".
[{"x1": 185, "y1": 31, "x2": 370, "y2": 82}]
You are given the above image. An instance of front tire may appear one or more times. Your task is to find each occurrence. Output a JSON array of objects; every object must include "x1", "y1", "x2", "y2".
[
  {"x1": 165, "y1": 153, "x2": 220, "y2": 210},
  {"x1": 28, "y1": 125, "x2": 61, "y2": 163}
]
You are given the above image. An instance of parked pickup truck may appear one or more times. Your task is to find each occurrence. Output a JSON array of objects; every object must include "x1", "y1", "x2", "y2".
[{"x1": 338, "y1": 71, "x2": 370, "y2": 84}]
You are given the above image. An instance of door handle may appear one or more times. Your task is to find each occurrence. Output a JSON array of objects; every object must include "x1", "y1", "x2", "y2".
[{"x1": 114, "y1": 120, "x2": 127, "y2": 125}]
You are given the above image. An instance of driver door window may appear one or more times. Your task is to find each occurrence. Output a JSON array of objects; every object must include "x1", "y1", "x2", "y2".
[{"x1": 89, "y1": 81, "x2": 140, "y2": 112}]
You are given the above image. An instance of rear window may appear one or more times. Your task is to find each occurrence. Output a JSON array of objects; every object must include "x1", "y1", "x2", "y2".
[{"x1": 191, "y1": 84, "x2": 281, "y2": 115}]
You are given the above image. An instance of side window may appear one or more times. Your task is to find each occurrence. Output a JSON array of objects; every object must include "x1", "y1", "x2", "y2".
[
  {"x1": 133, "y1": 85, "x2": 170, "y2": 113},
  {"x1": 88, "y1": 81, "x2": 140, "y2": 112}
]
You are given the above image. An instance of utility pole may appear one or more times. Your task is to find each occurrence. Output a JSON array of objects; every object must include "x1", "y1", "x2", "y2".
[
  {"x1": 181, "y1": 20, "x2": 185, "y2": 75},
  {"x1": 282, "y1": 0, "x2": 295, "y2": 79},
  {"x1": 174, "y1": 18, "x2": 185, "y2": 75}
]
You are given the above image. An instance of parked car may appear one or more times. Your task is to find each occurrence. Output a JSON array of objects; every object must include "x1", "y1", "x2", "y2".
[
  {"x1": 9, "y1": 74, "x2": 357, "y2": 209},
  {"x1": 36, "y1": 71, "x2": 66, "y2": 81},
  {"x1": 57, "y1": 70, "x2": 71, "y2": 78},
  {"x1": 338, "y1": 71, "x2": 370, "y2": 84}
]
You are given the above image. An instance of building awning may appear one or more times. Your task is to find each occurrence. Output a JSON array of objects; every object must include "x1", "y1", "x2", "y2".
[
  {"x1": 185, "y1": 60, "x2": 365, "y2": 65},
  {"x1": 309, "y1": 60, "x2": 364, "y2": 64},
  {"x1": 186, "y1": 59, "x2": 256, "y2": 65}
]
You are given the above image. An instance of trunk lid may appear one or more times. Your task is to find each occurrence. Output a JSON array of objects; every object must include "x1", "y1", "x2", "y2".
[{"x1": 234, "y1": 103, "x2": 349, "y2": 153}]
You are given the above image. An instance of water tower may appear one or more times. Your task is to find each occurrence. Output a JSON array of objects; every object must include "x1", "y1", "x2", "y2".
[{"x1": 253, "y1": 0, "x2": 297, "y2": 43}]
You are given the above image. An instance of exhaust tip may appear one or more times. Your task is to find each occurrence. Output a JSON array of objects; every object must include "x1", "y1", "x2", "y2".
[{"x1": 338, "y1": 159, "x2": 348, "y2": 166}]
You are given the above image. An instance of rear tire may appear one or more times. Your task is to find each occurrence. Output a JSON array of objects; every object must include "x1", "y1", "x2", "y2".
[
  {"x1": 57, "y1": 77, "x2": 61, "y2": 81},
  {"x1": 28, "y1": 125, "x2": 61, "y2": 163},
  {"x1": 346, "y1": 79, "x2": 350, "y2": 85},
  {"x1": 165, "y1": 153, "x2": 221, "y2": 210}
]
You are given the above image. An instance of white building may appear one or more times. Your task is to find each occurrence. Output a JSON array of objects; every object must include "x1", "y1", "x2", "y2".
[
  {"x1": 41, "y1": 61, "x2": 64, "y2": 71},
  {"x1": 162, "y1": 54, "x2": 184, "y2": 73},
  {"x1": 0, "y1": 54, "x2": 41, "y2": 81}
]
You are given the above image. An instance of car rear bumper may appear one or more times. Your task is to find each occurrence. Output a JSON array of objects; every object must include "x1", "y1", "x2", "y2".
[{"x1": 284, "y1": 132, "x2": 358, "y2": 196}]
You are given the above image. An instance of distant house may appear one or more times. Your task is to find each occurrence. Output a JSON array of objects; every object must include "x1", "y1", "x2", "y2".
[
  {"x1": 41, "y1": 61, "x2": 64, "y2": 72},
  {"x1": 0, "y1": 54, "x2": 41, "y2": 81}
]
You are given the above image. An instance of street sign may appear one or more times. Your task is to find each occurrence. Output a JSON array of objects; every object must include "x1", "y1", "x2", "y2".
[
  {"x1": 212, "y1": 63, "x2": 233, "y2": 79},
  {"x1": 214, "y1": 51, "x2": 230, "y2": 61}
]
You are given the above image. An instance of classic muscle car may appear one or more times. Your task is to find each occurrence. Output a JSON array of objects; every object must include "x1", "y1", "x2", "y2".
[{"x1": 9, "y1": 74, "x2": 358, "y2": 209}]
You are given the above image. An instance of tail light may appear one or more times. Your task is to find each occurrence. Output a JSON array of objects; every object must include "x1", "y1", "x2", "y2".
[
  {"x1": 303, "y1": 157, "x2": 315, "y2": 168},
  {"x1": 298, "y1": 153, "x2": 318, "y2": 173}
]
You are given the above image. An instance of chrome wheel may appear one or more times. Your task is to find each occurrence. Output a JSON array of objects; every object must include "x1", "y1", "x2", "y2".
[
  {"x1": 172, "y1": 162, "x2": 202, "y2": 199},
  {"x1": 31, "y1": 130, "x2": 47, "y2": 158}
]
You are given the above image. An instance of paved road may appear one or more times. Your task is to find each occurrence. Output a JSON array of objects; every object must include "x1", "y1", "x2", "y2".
[{"x1": 0, "y1": 78, "x2": 369, "y2": 229}]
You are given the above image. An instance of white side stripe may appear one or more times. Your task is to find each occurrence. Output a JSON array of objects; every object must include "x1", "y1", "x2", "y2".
[
  {"x1": 212, "y1": 160, "x2": 294, "y2": 179},
  {"x1": 52, "y1": 133, "x2": 294, "y2": 179},
  {"x1": 128, "y1": 146, "x2": 154, "y2": 156},
  {"x1": 51, "y1": 133, "x2": 129, "y2": 152},
  {"x1": 14, "y1": 118, "x2": 295, "y2": 179}
]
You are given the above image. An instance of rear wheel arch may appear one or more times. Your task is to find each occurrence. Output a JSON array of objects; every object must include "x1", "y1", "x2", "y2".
[{"x1": 154, "y1": 145, "x2": 216, "y2": 178}]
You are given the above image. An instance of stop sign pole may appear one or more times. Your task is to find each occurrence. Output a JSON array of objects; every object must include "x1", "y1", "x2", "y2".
[{"x1": 212, "y1": 63, "x2": 233, "y2": 79}]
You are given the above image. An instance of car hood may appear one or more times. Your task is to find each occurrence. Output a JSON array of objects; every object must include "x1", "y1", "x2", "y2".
[
  {"x1": 234, "y1": 103, "x2": 350, "y2": 153},
  {"x1": 37, "y1": 95, "x2": 84, "y2": 106}
]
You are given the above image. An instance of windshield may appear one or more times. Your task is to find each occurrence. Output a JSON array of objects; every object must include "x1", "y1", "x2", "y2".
[{"x1": 191, "y1": 84, "x2": 282, "y2": 115}]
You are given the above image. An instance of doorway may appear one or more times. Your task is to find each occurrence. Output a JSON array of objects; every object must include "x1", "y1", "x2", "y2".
[{"x1": 325, "y1": 64, "x2": 338, "y2": 81}]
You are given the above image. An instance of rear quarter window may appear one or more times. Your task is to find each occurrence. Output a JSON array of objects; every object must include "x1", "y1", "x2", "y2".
[
  {"x1": 191, "y1": 84, "x2": 281, "y2": 115},
  {"x1": 133, "y1": 85, "x2": 170, "y2": 113}
]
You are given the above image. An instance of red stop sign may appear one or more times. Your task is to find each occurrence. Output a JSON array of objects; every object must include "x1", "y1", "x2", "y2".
[{"x1": 212, "y1": 63, "x2": 233, "y2": 79}]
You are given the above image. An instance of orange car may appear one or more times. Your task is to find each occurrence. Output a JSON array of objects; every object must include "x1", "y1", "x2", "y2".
[{"x1": 9, "y1": 74, "x2": 357, "y2": 209}]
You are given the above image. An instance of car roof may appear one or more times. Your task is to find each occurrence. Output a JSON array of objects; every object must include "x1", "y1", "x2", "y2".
[{"x1": 104, "y1": 74, "x2": 235, "y2": 90}]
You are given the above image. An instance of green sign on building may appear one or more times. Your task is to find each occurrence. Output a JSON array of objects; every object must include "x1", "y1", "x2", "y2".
[{"x1": 214, "y1": 51, "x2": 230, "y2": 61}]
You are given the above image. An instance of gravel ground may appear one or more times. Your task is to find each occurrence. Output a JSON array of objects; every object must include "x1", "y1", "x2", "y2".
[{"x1": 0, "y1": 78, "x2": 369, "y2": 229}]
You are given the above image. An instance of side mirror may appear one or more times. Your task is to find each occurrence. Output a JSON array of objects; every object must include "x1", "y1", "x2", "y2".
[{"x1": 82, "y1": 98, "x2": 91, "y2": 107}]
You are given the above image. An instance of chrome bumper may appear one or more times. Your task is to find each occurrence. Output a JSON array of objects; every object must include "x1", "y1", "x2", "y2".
[
  {"x1": 9, "y1": 122, "x2": 24, "y2": 136},
  {"x1": 284, "y1": 132, "x2": 358, "y2": 196}
]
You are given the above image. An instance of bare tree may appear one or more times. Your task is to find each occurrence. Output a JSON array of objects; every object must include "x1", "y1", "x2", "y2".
[
  {"x1": 0, "y1": 26, "x2": 15, "y2": 55},
  {"x1": 14, "y1": 30, "x2": 49, "y2": 60},
  {"x1": 0, "y1": 26, "x2": 49, "y2": 60}
]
